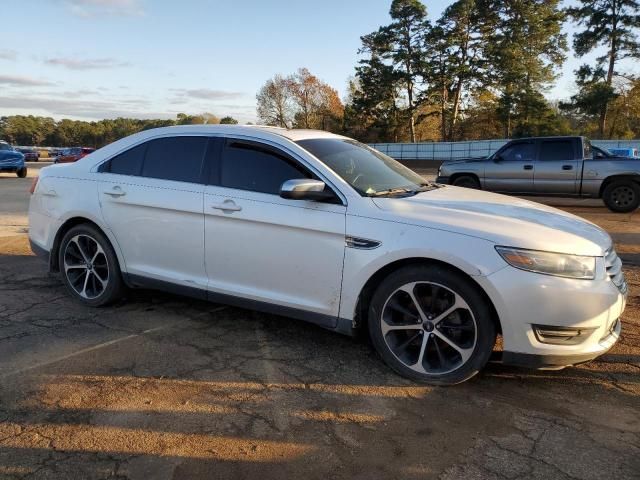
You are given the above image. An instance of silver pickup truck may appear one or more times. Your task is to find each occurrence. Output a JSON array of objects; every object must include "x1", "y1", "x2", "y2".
[{"x1": 436, "y1": 136, "x2": 640, "y2": 212}]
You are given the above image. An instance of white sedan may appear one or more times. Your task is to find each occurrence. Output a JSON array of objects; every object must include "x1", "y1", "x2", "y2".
[{"x1": 28, "y1": 126, "x2": 626, "y2": 385}]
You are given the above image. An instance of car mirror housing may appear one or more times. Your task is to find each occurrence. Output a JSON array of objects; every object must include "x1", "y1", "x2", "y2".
[{"x1": 280, "y1": 179, "x2": 333, "y2": 201}]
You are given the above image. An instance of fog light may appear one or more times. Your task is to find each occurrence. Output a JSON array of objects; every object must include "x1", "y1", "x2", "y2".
[{"x1": 533, "y1": 325, "x2": 595, "y2": 345}]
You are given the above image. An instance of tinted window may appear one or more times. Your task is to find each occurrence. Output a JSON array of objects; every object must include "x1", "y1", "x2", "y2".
[
  {"x1": 142, "y1": 136, "x2": 207, "y2": 183},
  {"x1": 539, "y1": 140, "x2": 574, "y2": 161},
  {"x1": 107, "y1": 143, "x2": 146, "y2": 176},
  {"x1": 221, "y1": 142, "x2": 310, "y2": 194},
  {"x1": 498, "y1": 143, "x2": 536, "y2": 162}
]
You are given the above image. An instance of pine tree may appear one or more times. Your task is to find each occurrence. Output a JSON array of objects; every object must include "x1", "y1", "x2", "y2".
[{"x1": 568, "y1": 0, "x2": 640, "y2": 137}]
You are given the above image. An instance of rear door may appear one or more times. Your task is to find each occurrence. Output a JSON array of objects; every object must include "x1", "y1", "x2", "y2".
[
  {"x1": 534, "y1": 139, "x2": 580, "y2": 194},
  {"x1": 203, "y1": 138, "x2": 346, "y2": 326},
  {"x1": 483, "y1": 141, "x2": 536, "y2": 193},
  {"x1": 98, "y1": 136, "x2": 210, "y2": 292}
]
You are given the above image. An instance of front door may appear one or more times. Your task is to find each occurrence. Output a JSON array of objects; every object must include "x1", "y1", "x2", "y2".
[
  {"x1": 204, "y1": 138, "x2": 346, "y2": 326},
  {"x1": 484, "y1": 141, "x2": 536, "y2": 193}
]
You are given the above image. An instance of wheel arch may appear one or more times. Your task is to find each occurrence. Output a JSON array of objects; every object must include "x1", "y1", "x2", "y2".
[
  {"x1": 598, "y1": 174, "x2": 640, "y2": 198},
  {"x1": 352, "y1": 257, "x2": 501, "y2": 337},
  {"x1": 50, "y1": 216, "x2": 125, "y2": 274},
  {"x1": 449, "y1": 172, "x2": 481, "y2": 186}
]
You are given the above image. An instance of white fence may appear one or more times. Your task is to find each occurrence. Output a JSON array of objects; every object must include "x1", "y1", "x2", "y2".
[{"x1": 370, "y1": 139, "x2": 640, "y2": 162}]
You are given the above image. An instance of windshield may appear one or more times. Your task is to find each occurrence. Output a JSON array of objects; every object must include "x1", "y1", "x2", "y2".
[
  {"x1": 297, "y1": 138, "x2": 432, "y2": 197},
  {"x1": 0, "y1": 143, "x2": 12, "y2": 151}
]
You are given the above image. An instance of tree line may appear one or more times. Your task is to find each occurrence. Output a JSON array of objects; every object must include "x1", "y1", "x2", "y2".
[
  {"x1": 0, "y1": 114, "x2": 239, "y2": 148},
  {"x1": 259, "y1": 0, "x2": 640, "y2": 142}
]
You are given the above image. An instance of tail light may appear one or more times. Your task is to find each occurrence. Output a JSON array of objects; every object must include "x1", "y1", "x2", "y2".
[{"x1": 29, "y1": 176, "x2": 39, "y2": 194}]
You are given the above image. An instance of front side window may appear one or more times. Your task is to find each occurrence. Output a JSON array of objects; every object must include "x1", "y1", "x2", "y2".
[
  {"x1": 221, "y1": 141, "x2": 310, "y2": 195},
  {"x1": 539, "y1": 140, "x2": 574, "y2": 161},
  {"x1": 296, "y1": 138, "x2": 429, "y2": 196},
  {"x1": 498, "y1": 143, "x2": 536, "y2": 162}
]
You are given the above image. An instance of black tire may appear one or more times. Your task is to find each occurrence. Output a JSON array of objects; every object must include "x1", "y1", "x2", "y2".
[
  {"x1": 452, "y1": 175, "x2": 480, "y2": 189},
  {"x1": 603, "y1": 180, "x2": 640, "y2": 213},
  {"x1": 58, "y1": 224, "x2": 125, "y2": 307},
  {"x1": 16, "y1": 167, "x2": 27, "y2": 178},
  {"x1": 368, "y1": 265, "x2": 496, "y2": 385}
]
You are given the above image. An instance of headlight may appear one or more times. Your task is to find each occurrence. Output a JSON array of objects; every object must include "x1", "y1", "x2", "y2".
[{"x1": 495, "y1": 247, "x2": 596, "y2": 280}]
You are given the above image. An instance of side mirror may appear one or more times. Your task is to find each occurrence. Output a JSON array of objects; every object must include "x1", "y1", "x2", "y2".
[
  {"x1": 280, "y1": 179, "x2": 334, "y2": 201},
  {"x1": 493, "y1": 155, "x2": 503, "y2": 163}
]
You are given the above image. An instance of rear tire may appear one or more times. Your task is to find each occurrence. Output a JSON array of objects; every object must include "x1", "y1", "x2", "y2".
[
  {"x1": 58, "y1": 224, "x2": 125, "y2": 307},
  {"x1": 452, "y1": 175, "x2": 480, "y2": 189},
  {"x1": 368, "y1": 265, "x2": 496, "y2": 385},
  {"x1": 16, "y1": 167, "x2": 27, "y2": 178},
  {"x1": 603, "y1": 180, "x2": 640, "y2": 213}
]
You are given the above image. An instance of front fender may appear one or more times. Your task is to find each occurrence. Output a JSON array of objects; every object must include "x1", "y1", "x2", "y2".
[{"x1": 339, "y1": 215, "x2": 505, "y2": 321}]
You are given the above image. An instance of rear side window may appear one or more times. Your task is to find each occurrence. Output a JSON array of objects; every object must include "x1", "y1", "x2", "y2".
[
  {"x1": 539, "y1": 140, "x2": 574, "y2": 161},
  {"x1": 107, "y1": 143, "x2": 146, "y2": 176},
  {"x1": 220, "y1": 142, "x2": 310, "y2": 195},
  {"x1": 142, "y1": 137, "x2": 207, "y2": 183},
  {"x1": 101, "y1": 136, "x2": 207, "y2": 183}
]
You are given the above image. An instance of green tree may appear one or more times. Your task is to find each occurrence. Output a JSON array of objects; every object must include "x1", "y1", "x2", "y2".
[
  {"x1": 428, "y1": 0, "x2": 496, "y2": 140},
  {"x1": 567, "y1": 0, "x2": 640, "y2": 137},
  {"x1": 220, "y1": 116, "x2": 239, "y2": 124},
  {"x1": 489, "y1": 0, "x2": 567, "y2": 137},
  {"x1": 360, "y1": 0, "x2": 430, "y2": 142}
]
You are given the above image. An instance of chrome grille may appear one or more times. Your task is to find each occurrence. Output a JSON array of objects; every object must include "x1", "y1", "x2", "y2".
[{"x1": 605, "y1": 248, "x2": 627, "y2": 294}]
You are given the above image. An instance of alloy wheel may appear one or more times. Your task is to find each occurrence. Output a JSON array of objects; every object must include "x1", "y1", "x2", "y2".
[
  {"x1": 380, "y1": 281, "x2": 477, "y2": 375},
  {"x1": 63, "y1": 234, "x2": 110, "y2": 299}
]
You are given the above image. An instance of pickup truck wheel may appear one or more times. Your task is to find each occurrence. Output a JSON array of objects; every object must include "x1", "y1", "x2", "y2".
[
  {"x1": 452, "y1": 175, "x2": 480, "y2": 189},
  {"x1": 16, "y1": 167, "x2": 27, "y2": 178},
  {"x1": 368, "y1": 265, "x2": 496, "y2": 385},
  {"x1": 603, "y1": 180, "x2": 640, "y2": 213}
]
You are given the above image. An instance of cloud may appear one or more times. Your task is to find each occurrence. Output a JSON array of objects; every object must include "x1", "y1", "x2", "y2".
[
  {"x1": 0, "y1": 75, "x2": 54, "y2": 87},
  {"x1": 64, "y1": 0, "x2": 144, "y2": 17},
  {"x1": 172, "y1": 88, "x2": 245, "y2": 100},
  {"x1": 0, "y1": 95, "x2": 160, "y2": 120},
  {"x1": 0, "y1": 50, "x2": 16, "y2": 61},
  {"x1": 45, "y1": 57, "x2": 130, "y2": 70}
]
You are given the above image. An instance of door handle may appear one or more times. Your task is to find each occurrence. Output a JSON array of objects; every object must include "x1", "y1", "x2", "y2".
[
  {"x1": 523, "y1": 165, "x2": 533, "y2": 170},
  {"x1": 211, "y1": 200, "x2": 242, "y2": 212},
  {"x1": 562, "y1": 165, "x2": 573, "y2": 170},
  {"x1": 103, "y1": 186, "x2": 126, "y2": 197}
]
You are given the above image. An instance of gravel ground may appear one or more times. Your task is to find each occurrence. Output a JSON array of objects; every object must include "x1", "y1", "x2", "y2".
[{"x1": 0, "y1": 167, "x2": 638, "y2": 479}]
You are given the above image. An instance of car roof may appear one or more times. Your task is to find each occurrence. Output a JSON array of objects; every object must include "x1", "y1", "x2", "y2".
[{"x1": 133, "y1": 125, "x2": 346, "y2": 142}]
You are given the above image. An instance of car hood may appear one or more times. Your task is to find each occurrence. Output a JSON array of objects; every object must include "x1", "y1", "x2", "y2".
[{"x1": 372, "y1": 186, "x2": 611, "y2": 256}]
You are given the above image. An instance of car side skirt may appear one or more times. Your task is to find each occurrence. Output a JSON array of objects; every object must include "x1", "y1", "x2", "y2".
[{"x1": 125, "y1": 273, "x2": 351, "y2": 335}]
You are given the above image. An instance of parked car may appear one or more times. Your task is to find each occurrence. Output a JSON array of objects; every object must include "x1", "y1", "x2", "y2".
[
  {"x1": 16, "y1": 147, "x2": 40, "y2": 162},
  {"x1": 436, "y1": 136, "x2": 640, "y2": 213},
  {"x1": 28, "y1": 126, "x2": 626, "y2": 385},
  {"x1": 607, "y1": 147, "x2": 638, "y2": 158},
  {"x1": 0, "y1": 141, "x2": 27, "y2": 177},
  {"x1": 54, "y1": 147, "x2": 95, "y2": 164}
]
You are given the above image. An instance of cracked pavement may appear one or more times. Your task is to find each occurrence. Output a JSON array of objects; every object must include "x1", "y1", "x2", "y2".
[{"x1": 0, "y1": 169, "x2": 639, "y2": 479}]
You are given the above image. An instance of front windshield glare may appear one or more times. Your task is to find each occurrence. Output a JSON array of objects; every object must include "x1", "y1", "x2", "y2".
[{"x1": 297, "y1": 138, "x2": 427, "y2": 196}]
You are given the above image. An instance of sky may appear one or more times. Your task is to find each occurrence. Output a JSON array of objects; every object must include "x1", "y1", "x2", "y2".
[{"x1": 0, "y1": 0, "x2": 635, "y2": 124}]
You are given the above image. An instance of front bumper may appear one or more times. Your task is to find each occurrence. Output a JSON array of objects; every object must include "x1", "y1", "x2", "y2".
[
  {"x1": 502, "y1": 319, "x2": 621, "y2": 369},
  {"x1": 477, "y1": 262, "x2": 626, "y2": 369}
]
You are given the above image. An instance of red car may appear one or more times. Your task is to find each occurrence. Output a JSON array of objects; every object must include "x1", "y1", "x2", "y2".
[{"x1": 54, "y1": 147, "x2": 96, "y2": 164}]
